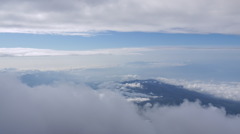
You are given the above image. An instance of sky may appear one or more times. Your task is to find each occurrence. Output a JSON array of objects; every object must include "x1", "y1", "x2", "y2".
[
  {"x1": 1, "y1": 0, "x2": 240, "y2": 134},
  {"x1": 0, "y1": 0, "x2": 240, "y2": 50},
  {"x1": 0, "y1": 0, "x2": 239, "y2": 91},
  {"x1": 0, "y1": 32, "x2": 240, "y2": 50},
  {"x1": 1, "y1": 0, "x2": 240, "y2": 35},
  {"x1": 0, "y1": 0, "x2": 239, "y2": 80},
  {"x1": 0, "y1": 0, "x2": 239, "y2": 87}
]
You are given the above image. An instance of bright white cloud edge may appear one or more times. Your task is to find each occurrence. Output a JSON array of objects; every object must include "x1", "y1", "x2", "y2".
[
  {"x1": 1, "y1": 47, "x2": 239, "y2": 57},
  {"x1": 0, "y1": 47, "x2": 153, "y2": 56},
  {"x1": 157, "y1": 77, "x2": 240, "y2": 101}
]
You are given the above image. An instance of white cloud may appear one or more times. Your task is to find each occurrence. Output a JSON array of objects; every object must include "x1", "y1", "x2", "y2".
[
  {"x1": 0, "y1": 73, "x2": 154, "y2": 134},
  {"x1": 145, "y1": 100, "x2": 240, "y2": 134},
  {"x1": 157, "y1": 77, "x2": 240, "y2": 101},
  {"x1": 0, "y1": 47, "x2": 155, "y2": 70},
  {"x1": 0, "y1": 0, "x2": 240, "y2": 35},
  {"x1": 124, "y1": 82, "x2": 143, "y2": 88},
  {"x1": 0, "y1": 47, "x2": 153, "y2": 57},
  {"x1": 1, "y1": 72, "x2": 240, "y2": 134},
  {"x1": 0, "y1": 46, "x2": 239, "y2": 74},
  {"x1": 127, "y1": 97, "x2": 150, "y2": 102},
  {"x1": 120, "y1": 74, "x2": 139, "y2": 80}
]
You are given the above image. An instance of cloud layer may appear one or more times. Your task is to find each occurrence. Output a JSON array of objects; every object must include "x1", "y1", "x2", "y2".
[
  {"x1": 158, "y1": 77, "x2": 240, "y2": 101},
  {"x1": 0, "y1": 47, "x2": 152, "y2": 56},
  {"x1": 1, "y1": 73, "x2": 240, "y2": 134},
  {"x1": 0, "y1": 0, "x2": 240, "y2": 35},
  {"x1": 0, "y1": 73, "x2": 154, "y2": 134}
]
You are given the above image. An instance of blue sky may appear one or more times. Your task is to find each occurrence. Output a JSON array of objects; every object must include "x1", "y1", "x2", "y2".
[
  {"x1": 1, "y1": 0, "x2": 240, "y2": 35},
  {"x1": 0, "y1": 0, "x2": 240, "y2": 82},
  {"x1": 0, "y1": 0, "x2": 240, "y2": 50},
  {"x1": 0, "y1": 32, "x2": 240, "y2": 50}
]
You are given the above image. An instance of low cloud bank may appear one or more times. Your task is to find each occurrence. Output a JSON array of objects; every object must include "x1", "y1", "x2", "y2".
[
  {"x1": 0, "y1": 47, "x2": 152, "y2": 57},
  {"x1": 1, "y1": 73, "x2": 240, "y2": 134},
  {"x1": 0, "y1": 74, "x2": 153, "y2": 134},
  {"x1": 158, "y1": 77, "x2": 240, "y2": 101}
]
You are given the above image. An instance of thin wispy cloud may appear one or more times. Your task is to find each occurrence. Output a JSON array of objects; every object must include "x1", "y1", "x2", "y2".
[
  {"x1": 0, "y1": 46, "x2": 239, "y2": 72},
  {"x1": 0, "y1": 0, "x2": 240, "y2": 35},
  {"x1": 1, "y1": 47, "x2": 239, "y2": 57},
  {"x1": 0, "y1": 47, "x2": 153, "y2": 56}
]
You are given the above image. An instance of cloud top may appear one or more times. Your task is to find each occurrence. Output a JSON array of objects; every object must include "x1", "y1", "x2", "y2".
[
  {"x1": 1, "y1": 73, "x2": 240, "y2": 134},
  {"x1": 1, "y1": 0, "x2": 240, "y2": 35},
  {"x1": 158, "y1": 77, "x2": 240, "y2": 101}
]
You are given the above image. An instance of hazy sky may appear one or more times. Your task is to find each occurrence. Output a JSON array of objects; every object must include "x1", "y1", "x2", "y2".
[{"x1": 0, "y1": 0, "x2": 239, "y2": 80}]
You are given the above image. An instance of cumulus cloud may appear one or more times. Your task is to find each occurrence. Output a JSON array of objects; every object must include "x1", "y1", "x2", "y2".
[
  {"x1": 0, "y1": 0, "x2": 240, "y2": 35},
  {"x1": 124, "y1": 82, "x2": 143, "y2": 88},
  {"x1": 145, "y1": 100, "x2": 240, "y2": 134},
  {"x1": 0, "y1": 73, "x2": 154, "y2": 134},
  {"x1": 127, "y1": 97, "x2": 150, "y2": 102},
  {"x1": 119, "y1": 74, "x2": 140, "y2": 81},
  {"x1": 158, "y1": 77, "x2": 240, "y2": 101},
  {"x1": 1, "y1": 72, "x2": 240, "y2": 134}
]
